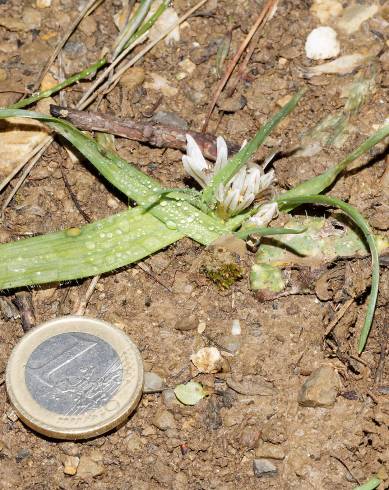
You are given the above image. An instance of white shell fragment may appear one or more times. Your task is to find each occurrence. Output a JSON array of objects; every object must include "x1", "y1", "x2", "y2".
[
  {"x1": 190, "y1": 347, "x2": 223, "y2": 373},
  {"x1": 305, "y1": 26, "x2": 340, "y2": 60},
  {"x1": 302, "y1": 53, "x2": 367, "y2": 78},
  {"x1": 144, "y1": 73, "x2": 178, "y2": 97}
]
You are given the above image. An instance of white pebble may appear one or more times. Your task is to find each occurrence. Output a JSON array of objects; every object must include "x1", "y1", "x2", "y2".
[
  {"x1": 305, "y1": 26, "x2": 340, "y2": 60},
  {"x1": 231, "y1": 319, "x2": 241, "y2": 336}
]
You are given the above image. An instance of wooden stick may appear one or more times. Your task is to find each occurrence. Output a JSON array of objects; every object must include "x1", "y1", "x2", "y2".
[{"x1": 50, "y1": 105, "x2": 240, "y2": 161}]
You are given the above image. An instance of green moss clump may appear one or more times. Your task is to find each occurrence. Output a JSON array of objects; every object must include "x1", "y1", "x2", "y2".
[{"x1": 200, "y1": 262, "x2": 244, "y2": 289}]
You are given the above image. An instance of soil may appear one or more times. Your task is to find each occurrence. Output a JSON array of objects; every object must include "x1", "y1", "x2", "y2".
[{"x1": 0, "y1": 0, "x2": 388, "y2": 489}]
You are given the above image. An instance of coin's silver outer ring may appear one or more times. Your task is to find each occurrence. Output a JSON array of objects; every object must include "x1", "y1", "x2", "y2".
[{"x1": 6, "y1": 316, "x2": 144, "y2": 440}]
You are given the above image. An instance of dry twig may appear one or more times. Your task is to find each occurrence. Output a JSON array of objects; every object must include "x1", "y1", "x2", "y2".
[
  {"x1": 201, "y1": 0, "x2": 278, "y2": 132},
  {"x1": 226, "y1": 1, "x2": 277, "y2": 97},
  {"x1": 50, "y1": 105, "x2": 240, "y2": 160},
  {"x1": 13, "y1": 291, "x2": 36, "y2": 332}
]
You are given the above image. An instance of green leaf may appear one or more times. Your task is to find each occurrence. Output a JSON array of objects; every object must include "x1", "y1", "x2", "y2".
[
  {"x1": 7, "y1": 58, "x2": 107, "y2": 110},
  {"x1": 234, "y1": 226, "x2": 306, "y2": 240},
  {"x1": 250, "y1": 263, "x2": 285, "y2": 292},
  {"x1": 278, "y1": 123, "x2": 389, "y2": 211},
  {"x1": 113, "y1": 0, "x2": 153, "y2": 59},
  {"x1": 0, "y1": 109, "x2": 230, "y2": 245},
  {"x1": 276, "y1": 195, "x2": 379, "y2": 353},
  {"x1": 0, "y1": 208, "x2": 183, "y2": 289},
  {"x1": 353, "y1": 477, "x2": 381, "y2": 490},
  {"x1": 174, "y1": 381, "x2": 207, "y2": 405},
  {"x1": 255, "y1": 216, "x2": 388, "y2": 266}
]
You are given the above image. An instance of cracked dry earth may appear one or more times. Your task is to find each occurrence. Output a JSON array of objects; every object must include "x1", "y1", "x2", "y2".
[{"x1": 0, "y1": 0, "x2": 388, "y2": 488}]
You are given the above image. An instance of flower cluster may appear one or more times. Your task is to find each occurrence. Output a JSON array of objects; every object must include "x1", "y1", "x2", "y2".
[{"x1": 182, "y1": 134, "x2": 278, "y2": 224}]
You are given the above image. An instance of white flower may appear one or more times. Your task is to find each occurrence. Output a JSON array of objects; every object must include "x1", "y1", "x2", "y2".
[
  {"x1": 182, "y1": 134, "x2": 275, "y2": 217},
  {"x1": 248, "y1": 202, "x2": 279, "y2": 227}
]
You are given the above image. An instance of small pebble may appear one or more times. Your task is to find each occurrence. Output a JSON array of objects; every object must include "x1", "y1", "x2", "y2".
[
  {"x1": 62, "y1": 456, "x2": 80, "y2": 476},
  {"x1": 0, "y1": 68, "x2": 7, "y2": 81},
  {"x1": 120, "y1": 67, "x2": 145, "y2": 91},
  {"x1": 40, "y1": 73, "x2": 58, "y2": 91},
  {"x1": 253, "y1": 458, "x2": 278, "y2": 478},
  {"x1": 59, "y1": 442, "x2": 80, "y2": 457},
  {"x1": 217, "y1": 94, "x2": 246, "y2": 113},
  {"x1": 7, "y1": 409, "x2": 18, "y2": 422},
  {"x1": 77, "y1": 452, "x2": 104, "y2": 480},
  {"x1": 0, "y1": 17, "x2": 27, "y2": 32},
  {"x1": 310, "y1": 0, "x2": 343, "y2": 24},
  {"x1": 152, "y1": 111, "x2": 188, "y2": 130},
  {"x1": 144, "y1": 372, "x2": 165, "y2": 393},
  {"x1": 223, "y1": 411, "x2": 244, "y2": 427},
  {"x1": 162, "y1": 388, "x2": 180, "y2": 409},
  {"x1": 152, "y1": 409, "x2": 176, "y2": 430},
  {"x1": 36, "y1": 0, "x2": 52, "y2": 7},
  {"x1": 217, "y1": 335, "x2": 241, "y2": 354},
  {"x1": 197, "y1": 320, "x2": 206, "y2": 334},
  {"x1": 305, "y1": 26, "x2": 340, "y2": 60},
  {"x1": 240, "y1": 426, "x2": 260, "y2": 449},
  {"x1": 107, "y1": 196, "x2": 120, "y2": 209},
  {"x1": 298, "y1": 365, "x2": 341, "y2": 408},
  {"x1": 79, "y1": 16, "x2": 97, "y2": 36},
  {"x1": 231, "y1": 319, "x2": 241, "y2": 336},
  {"x1": 126, "y1": 433, "x2": 143, "y2": 452},
  {"x1": 337, "y1": 4, "x2": 378, "y2": 34},
  {"x1": 226, "y1": 375, "x2": 275, "y2": 396},
  {"x1": 141, "y1": 425, "x2": 156, "y2": 436},
  {"x1": 22, "y1": 8, "x2": 42, "y2": 30},
  {"x1": 174, "y1": 314, "x2": 198, "y2": 331},
  {"x1": 15, "y1": 448, "x2": 31, "y2": 463},
  {"x1": 276, "y1": 94, "x2": 293, "y2": 108},
  {"x1": 178, "y1": 58, "x2": 196, "y2": 75},
  {"x1": 256, "y1": 442, "x2": 285, "y2": 460},
  {"x1": 63, "y1": 41, "x2": 87, "y2": 59},
  {"x1": 152, "y1": 460, "x2": 175, "y2": 486},
  {"x1": 144, "y1": 73, "x2": 178, "y2": 97}
]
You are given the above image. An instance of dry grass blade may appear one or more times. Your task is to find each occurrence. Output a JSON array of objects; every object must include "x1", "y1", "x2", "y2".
[
  {"x1": 201, "y1": 0, "x2": 278, "y2": 132},
  {"x1": 0, "y1": 140, "x2": 45, "y2": 194},
  {"x1": 226, "y1": 0, "x2": 278, "y2": 98},
  {"x1": 1, "y1": 137, "x2": 52, "y2": 217},
  {"x1": 75, "y1": 275, "x2": 101, "y2": 315},
  {"x1": 79, "y1": 0, "x2": 208, "y2": 109},
  {"x1": 32, "y1": 0, "x2": 104, "y2": 92}
]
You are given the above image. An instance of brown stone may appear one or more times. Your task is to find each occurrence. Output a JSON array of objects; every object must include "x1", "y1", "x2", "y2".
[{"x1": 298, "y1": 366, "x2": 341, "y2": 408}]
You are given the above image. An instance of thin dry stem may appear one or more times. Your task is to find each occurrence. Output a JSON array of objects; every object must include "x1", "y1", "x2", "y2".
[
  {"x1": 75, "y1": 275, "x2": 101, "y2": 315},
  {"x1": 1, "y1": 137, "x2": 53, "y2": 217},
  {"x1": 79, "y1": 0, "x2": 208, "y2": 109},
  {"x1": 226, "y1": 1, "x2": 278, "y2": 97},
  {"x1": 201, "y1": 0, "x2": 278, "y2": 132}
]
